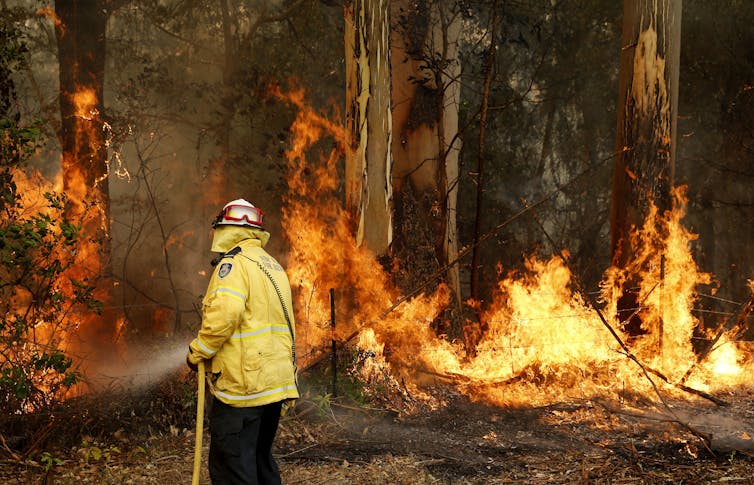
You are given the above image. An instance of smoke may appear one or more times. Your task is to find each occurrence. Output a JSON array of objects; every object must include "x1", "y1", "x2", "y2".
[
  {"x1": 82, "y1": 339, "x2": 191, "y2": 392},
  {"x1": 678, "y1": 409, "x2": 754, "y2": 453}
]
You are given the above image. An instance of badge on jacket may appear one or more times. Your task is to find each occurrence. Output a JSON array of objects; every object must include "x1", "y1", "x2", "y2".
[{"x1": 218, "y1": 262, "x2": 233, "y2": 278}]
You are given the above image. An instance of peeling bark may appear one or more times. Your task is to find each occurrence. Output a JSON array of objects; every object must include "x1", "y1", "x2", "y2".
[
  {"x1": 344, "y1": 0, "x2": 461, "y2": 312},
  {"x1": 344, "y1": 0, "x2": 393, "y2": 254},
  {"x1": 611, "y1": 0, "x2": 682, "y2": 333}
]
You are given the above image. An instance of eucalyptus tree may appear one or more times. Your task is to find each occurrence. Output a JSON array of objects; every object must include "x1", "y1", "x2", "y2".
[
  {"x1": 54, "y1": 0, "x2": 116, "y2": 272},
  {"x1": 344, "y1": 0, "x2": 464, "y2": 311},
  {"x1": 610, "y1": 0, "x2": 682, "y2": 336},
  {"x1": 344, "y1": 0, "x2": 393, "y2": 254},
  {"x1": 389, "y1": 0, "x2": 463, "y2": 307},
  {"x1": 0, "y1": 23, "x2": 86, "y2": 417}
]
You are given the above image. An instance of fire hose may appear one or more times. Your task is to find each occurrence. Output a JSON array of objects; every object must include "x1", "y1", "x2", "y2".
[{"x1": 192, "y1": 360, "x2": 205, "y2": 485}]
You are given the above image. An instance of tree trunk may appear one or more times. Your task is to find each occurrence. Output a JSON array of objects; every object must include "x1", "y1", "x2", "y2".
[
  {"x1": 470, "y1": 6, "x2": 497, "y2": 307},
  {"x1": 55, "y1": 0, "x2": 111, "y2": 272},
  {"x1": 344, "y1": 0, "x2": 393, "y2": 254},
  {"x1": 467, "y1": 5, "x2": 496, "y2": 348},
  {"x1": 610, "y1": 0, "x2": 682, "y2": 334},
  {"x1": 54, "y1": 0, "x2": 119, "y2": 364},
  {"x1": 205, "y1": 0, "x2": 237, "y2": 209},
  {"x1": 389, "y1": 0, "x2": 462, "y2": 306}
]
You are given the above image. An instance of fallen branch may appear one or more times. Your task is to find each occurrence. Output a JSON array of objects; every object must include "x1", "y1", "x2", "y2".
[
  {"x1": 279, "y1": 443, "x2": 318, "y2": 458},
  {"x1": 21, "y1": 419, "x2": 55, "y2": 459},
  {"x1": 0, "y1": 434, "x2": 21, "y2": 462},
  {"x1": 594, "y1": 398, "x2": 713, "y2": 446},
  {"x1": 412, "y1": 367, "x2": 471, "y2": 384},
  {"x1": 622, "y1": 353, "x2": 728, "y2": 407},
  {"x1": 577, "y1": 299, "x2": 718, "y2": 451},
  {"x1": 0, "y1": 459, "x2": 44, "y2": 469}
]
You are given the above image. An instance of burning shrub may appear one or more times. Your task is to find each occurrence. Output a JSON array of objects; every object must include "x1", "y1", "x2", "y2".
[
  {"x1": 0, "y1": 26, "x2": 95, "y2": 416},
  {"x1": 0, "y1": 191, "x2": 88, "y2": 415}
]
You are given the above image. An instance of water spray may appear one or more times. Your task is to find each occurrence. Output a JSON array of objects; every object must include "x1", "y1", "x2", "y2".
[{"x1": 83, "y1": 340, "x2": 191, "y2": 391}]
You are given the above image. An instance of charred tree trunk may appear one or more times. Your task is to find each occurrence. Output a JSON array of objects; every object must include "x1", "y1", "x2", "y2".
[
  {"x1": 54, "y1": 0, "x2": 122, "y2": 361},
  {"x1": 469, "y1": 5, "x2": 497, "y2": 345},
  {"x1": 344, "y1": 0, "x2": 393, "y2": 254},
  {"x1": 611, "y1": 0, "x2": 682, "y2": 336},
  {"x1": 205, "y1": 0, "x2": 240, "y2": 209},
  {"x1": 390, "y1": 0, "x2": 462, "y2": 309},
  {"x1": 55, "y1": 0, "x2": 111, "y2": 272}
]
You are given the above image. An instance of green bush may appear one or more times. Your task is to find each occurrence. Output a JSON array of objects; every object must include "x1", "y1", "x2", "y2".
[{"x1": 0, "y1": 25, "x2": 93, "y2": 416}]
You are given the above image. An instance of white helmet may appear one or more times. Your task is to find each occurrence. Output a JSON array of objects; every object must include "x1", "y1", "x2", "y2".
[{"x1": 212, "y1": 199, "x2": 264, "y2": 229}]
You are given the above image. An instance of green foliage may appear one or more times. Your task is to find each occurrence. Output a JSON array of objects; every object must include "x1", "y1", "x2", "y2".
[
  {"x1": 0, "y1": 189, "x2": 89, "y2": 414},
  {"x1": 39, "y1": 451, "x2": 64, "y2": 471},
  {"x1": 311, "y1": 392, "x2": 333, "y2": 416},
  {"x1": 0, "y1": 24, "x2": 94, "y2": 416},
  {"x1": 302, "y1": 346, "x2": 375, "y2": 411},
  {"x1": 80, "y1": 440, "x2": 121, "y2": 464}
]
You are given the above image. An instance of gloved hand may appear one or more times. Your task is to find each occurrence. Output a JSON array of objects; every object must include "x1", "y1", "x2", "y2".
[{"x1": 186, "y1": 349, "x2": 198, "y2": 372}]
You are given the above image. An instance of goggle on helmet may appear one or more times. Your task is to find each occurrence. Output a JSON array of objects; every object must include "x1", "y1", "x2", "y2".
[{"x1": 212, "y1": 199, "x2": 264, "y2": 229}]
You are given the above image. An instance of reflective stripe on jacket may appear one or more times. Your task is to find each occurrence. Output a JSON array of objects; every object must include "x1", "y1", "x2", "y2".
[{"x1": 188, "y1": 235, "x2": 299, "y2": 407}]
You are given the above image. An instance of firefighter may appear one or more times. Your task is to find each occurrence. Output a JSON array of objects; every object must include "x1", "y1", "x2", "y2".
[{"x1": 187, "y1": 198, "x2": 298, "y2": 485}]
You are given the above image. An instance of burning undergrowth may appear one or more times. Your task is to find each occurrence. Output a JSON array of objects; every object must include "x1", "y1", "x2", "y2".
[
  {"x1": 3, "y1": 79, "x2": 753, "y2": 463},
  {"x1": 275, "y1": 86, "x2": 754, "y2": 415}
]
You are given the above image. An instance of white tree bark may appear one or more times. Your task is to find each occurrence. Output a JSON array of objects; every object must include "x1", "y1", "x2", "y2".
[{"x1": 345, "y1": 0, "x2": 393, "y2": 254}]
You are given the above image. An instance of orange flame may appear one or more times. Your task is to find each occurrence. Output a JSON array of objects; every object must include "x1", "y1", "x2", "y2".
[
  {"x1": 275, "y1": 88, "x2": 754, "y2": 409},
  {"x1": 10, "y1": 84, "x2": 120, "y2": 400},
  {"x1": 72, "y1": 88, "x2": 98, "y2": 120},
  {"x1": 36, "y1": 7, "x2": 62, "y2": 31}
]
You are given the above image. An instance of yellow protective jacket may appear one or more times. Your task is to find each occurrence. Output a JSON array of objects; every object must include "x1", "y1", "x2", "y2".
[{"x1": 188, "y1": 226, "x2": 299, "y2": 407}]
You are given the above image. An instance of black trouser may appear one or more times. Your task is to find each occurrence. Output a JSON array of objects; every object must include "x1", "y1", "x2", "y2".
[{"x1": 208, "y1": 397, "x2": 283, "y2": 485}]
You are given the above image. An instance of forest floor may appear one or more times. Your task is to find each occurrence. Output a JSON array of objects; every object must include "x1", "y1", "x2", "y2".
[{"x1": 3, "y1": 379, "x2": 754, "y2": 484}]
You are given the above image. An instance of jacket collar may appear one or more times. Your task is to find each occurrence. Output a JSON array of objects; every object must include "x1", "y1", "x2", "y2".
[{"x1": 211, "y1": 225, "x2": 271, "y2": 253}]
